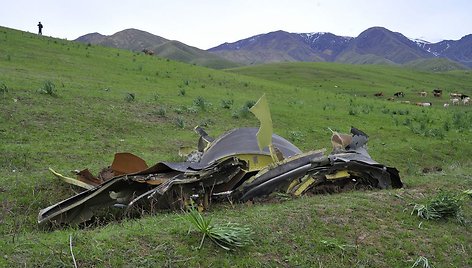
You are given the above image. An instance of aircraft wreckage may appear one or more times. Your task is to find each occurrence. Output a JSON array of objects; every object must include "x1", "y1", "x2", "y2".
[{"x1": 38, "y1": 95, "x2": 403, "y2": 226}]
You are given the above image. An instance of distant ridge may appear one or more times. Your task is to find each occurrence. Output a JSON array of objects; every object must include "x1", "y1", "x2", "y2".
[
  {"x1": 208, "y1": 27, "x2": 472, "y2": 69},
  {"x1": 75, "y1": 29, "x2": 240, "y2": 69},
  {"x1": 208, "y1": 30, "x2": 351, "y2": 64}
]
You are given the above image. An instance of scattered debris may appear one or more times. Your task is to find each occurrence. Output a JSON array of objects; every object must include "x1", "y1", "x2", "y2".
[{"x1": 38, "y1": 95, "x2": 403, "y2": 226}]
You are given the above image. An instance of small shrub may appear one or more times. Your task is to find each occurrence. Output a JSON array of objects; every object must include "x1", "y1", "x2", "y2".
[
  {"x1": 0, "y1": 82, "x2": 8, "y2": 97},
  {"x1": 175, "y1": 116, "x2": 185, "y2": 129},
  {"x1": 154, "y1": 107, "x2": 166, "y2": 117},
  {"x1": 232, "y1": 100, "x2": 257, "y2": 119},
  {"x1": 124, "y1": 93, "x2": 135, "y2": 102},
  {"x1": 411, "y1": 191, "x2": 465, "y2": 224},
  {"x1": 244, "y1": 100, "x2": 256, "y2": 109},
  {"x1": 221, "y1": 99, "x2": 233, "y2": 109},
  {"x1": 193, "y1": 96, "x2": 209, "y2": 111},
  {"x1": 38, "y1": 80, "x2": 56, "y2": 96}
]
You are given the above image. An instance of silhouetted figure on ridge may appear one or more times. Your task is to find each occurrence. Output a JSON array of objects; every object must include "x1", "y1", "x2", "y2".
[{"x1": 37, "y1": 22, "x2": 43, "y2": 35}]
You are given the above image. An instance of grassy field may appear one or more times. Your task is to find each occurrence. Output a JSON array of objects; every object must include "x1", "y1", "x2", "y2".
[{"x1": 1, "y1": 26, "x2": 471, "y2": 267}]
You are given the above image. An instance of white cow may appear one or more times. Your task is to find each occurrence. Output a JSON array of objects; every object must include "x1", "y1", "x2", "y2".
[{"x1": 463, "y1": 97, "x2": 470, "y2": 105}]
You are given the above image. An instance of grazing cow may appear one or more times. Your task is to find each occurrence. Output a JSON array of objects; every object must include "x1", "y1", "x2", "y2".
[
  {"x1": 450, "y1": 93, "x2": 462, "y2": 98},
  {"x1": 416, "y1": 102, "x2": 432, "y2": 107},
  {"x1": 142, "y1": 48, "x2": 154, "y2": 56},
  {"x1": 451, "y1": 98, "x2": 460, "y2": 105},
  {"x1": 432, "y1": 89, "x2": 442, "y2": 97},
  {"x1": 374, "y1": 92, "x2": 383, "y2": 97},
  {"x1": 387, "y1": 97, "x2": 395, "y2": 101},
  {"x1": 394, "y1": 91, "x2": 404, "y2": 97},
  {"x1": 419, "y1": 91, "x2": 427, "y2": 97},
  {"x1": 461, "y1": 94, "x2": 469, "y2": 100},
  {"x1": 463, "y1": 97, "x2": 470, "y2": 105},
  {"x1": 443, "y1": 103, "x2": 449, "y2": 108},
  {"x1": 400, "y1": 101, "x2": 411, "y2": 104}
]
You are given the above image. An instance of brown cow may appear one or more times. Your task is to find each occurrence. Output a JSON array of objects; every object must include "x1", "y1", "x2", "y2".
[{"x1": 433, "y1": 89, "x2": 442, "y2": 97}]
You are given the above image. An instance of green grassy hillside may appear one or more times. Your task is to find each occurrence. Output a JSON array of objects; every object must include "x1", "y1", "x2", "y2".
[
  {"x1": 405, "y1": 58, "x2": 469, "y2": 72},
  {"x1": 1, "y1": 26, "x2": 471, "y2": 267}
]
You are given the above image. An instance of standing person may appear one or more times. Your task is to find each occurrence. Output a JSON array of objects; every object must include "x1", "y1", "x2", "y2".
[{"x1": 37, "y1": 22, "x2": 43, "y2": 35}]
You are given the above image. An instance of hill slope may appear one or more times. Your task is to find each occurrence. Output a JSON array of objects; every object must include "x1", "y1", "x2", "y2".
[
  {"x1": 1, "y1": 26, "x2": 471, "y2": 267},
  {"x1": 75, "y1": 28, "x2": 240, "y2": 69}
]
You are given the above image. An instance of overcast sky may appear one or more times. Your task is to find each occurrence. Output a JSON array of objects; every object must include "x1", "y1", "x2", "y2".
[{"x1": 1, "y1": 0, "x2": 471, "y2": 49}]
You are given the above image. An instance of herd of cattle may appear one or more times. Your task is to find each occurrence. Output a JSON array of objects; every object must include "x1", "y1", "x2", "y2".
[{"x1": 373, "y1": 89, "x2": 470, "y2": 107}]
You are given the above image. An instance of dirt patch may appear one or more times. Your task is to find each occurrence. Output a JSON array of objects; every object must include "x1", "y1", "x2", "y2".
[{"x1": 422, "y1": 166, "x2": 443, "y2": 173}]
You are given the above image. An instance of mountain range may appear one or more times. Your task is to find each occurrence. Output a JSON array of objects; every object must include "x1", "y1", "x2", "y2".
[{"x1": 76, "y1": 27, "x2": 472, "y2": 70}]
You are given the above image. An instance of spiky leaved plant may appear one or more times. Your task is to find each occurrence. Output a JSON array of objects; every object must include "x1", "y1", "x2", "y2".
[
  {"x1": 411, "y1": 256, "x2": 431, "y2": 268},
  {"x1": 184, "y1": 208, "x2": 253, "y2": 250},
  {"x1": 411, "y1": 191, "x2": 465, "y2": 224}
]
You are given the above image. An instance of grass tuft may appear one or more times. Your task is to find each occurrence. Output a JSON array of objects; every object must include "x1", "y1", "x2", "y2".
[
  {"x1": 38, "y1": 80, "x2": 56, "y2": 96},
  {"x1": 0, "y1": 81, "x2": 8, "y2": 97}
]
